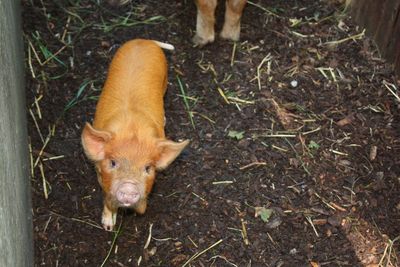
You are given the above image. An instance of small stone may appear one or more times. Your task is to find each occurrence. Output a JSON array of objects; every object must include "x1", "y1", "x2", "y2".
[
  {"x1": 101, "y1": 40, "x2": 111, "y2": 48},
  {"x1": 238, "y1": 138, "x2": 250, "y2": 148},
  {"x1": 148, "y1": 247, "x2": 157, "y2": 257},
  {"x1": 326, "y1": 228, "x2": 332, "y2": 237}
]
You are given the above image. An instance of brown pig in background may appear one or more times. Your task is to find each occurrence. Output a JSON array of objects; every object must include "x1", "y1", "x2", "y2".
[{"x1": 81, "y1": 39, "x2": 189, "y2": 231}]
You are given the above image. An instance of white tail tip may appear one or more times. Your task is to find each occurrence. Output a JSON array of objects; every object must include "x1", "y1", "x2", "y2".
[{"x1": 153, "y1": 40, "x2": 175, "y2": 51}]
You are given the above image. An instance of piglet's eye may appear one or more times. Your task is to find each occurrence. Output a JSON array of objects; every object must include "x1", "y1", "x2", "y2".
[
  {"x1": 144, "y1": 165, "x2": 152, "y2": 174},
  {"x1": 110, "y1": 159, "x2": 118, "y2": 169}
]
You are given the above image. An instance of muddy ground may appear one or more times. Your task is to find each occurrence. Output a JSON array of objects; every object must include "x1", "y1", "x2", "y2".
[{"x1": 22, "y1": 0, "x2": 400, "y2": 266}]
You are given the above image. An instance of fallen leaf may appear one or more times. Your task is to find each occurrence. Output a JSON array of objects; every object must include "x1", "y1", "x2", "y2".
[
  {"x1": 269, "y1": 98, "x2": 302, "y2": 130},
  {"x1": 308, "y1": 140, "x2": 320, "y2": 150},
  {"x1": 260, "y1": 208, "x2": 273, "y2": 222},
  {"x1": 254, "y1": 207, "x2": 272, "y2": 220},
  {"x1": 337, "y1": 115, "x2": 354, "y2": 126},
  {"x1": 255, "y1": 207, "x2": 282, "y2": 228},
  {"x1": 228, "y1": 130, "x2": 245, "y2": 140}
]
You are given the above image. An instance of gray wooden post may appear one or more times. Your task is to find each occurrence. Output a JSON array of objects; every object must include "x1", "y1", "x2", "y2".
[{"x1": 0, "y1": 0, "x2": 34, "y2": 266}]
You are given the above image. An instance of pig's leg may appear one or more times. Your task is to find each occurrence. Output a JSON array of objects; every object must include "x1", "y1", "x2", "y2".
[
  {"x1": 134, "y1": 198, "x2": 147, "y2": 214},
  {"x1": 220, "y1": 0, "x2": 246, "y2": 41},
  {"x1": 193, "y1": 0, "x2": 217, "y2": 46},
  {"x1": 102, "y1": 201, "x2": 117, "y2": 231}
]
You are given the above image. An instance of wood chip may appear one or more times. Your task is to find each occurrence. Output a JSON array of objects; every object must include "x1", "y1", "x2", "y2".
[
  {"x1": 369, "y1": 145, "x2": 377, "y2": 161},
  {"x1": 337, "y1": 115, "x2": 353, "y2": 126}
]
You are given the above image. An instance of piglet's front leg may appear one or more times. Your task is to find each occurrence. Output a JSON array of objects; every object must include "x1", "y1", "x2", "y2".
[
  {"x1": 102, "y1": 203, "x2": 117, "y2": 231},
  {"x1": 220, "y1": 0, "x2": 246, "y2": 41},
  {"x1": 134, "y1": 198, "x2": 147, "y2": 215},
  {"x1": 193, "y1": 0, "x2": 217, "y2": 46}
]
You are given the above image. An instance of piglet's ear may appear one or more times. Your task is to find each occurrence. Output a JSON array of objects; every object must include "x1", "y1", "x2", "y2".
[
  {"x1": 156, "y1": 139, "x2": 189, "y2": 170},
  {"x1": 81, "y1": 123, "x2": 112, "y2": 161}
]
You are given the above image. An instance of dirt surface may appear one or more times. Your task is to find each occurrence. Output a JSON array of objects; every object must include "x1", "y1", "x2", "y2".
[{"x1": 22, "y1": 0, "x2": 400, "y2": 266}]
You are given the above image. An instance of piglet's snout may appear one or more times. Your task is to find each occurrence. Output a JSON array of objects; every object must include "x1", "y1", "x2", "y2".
[{"x1": 116, "y1": 182, "x2": 140, "y2": 206}]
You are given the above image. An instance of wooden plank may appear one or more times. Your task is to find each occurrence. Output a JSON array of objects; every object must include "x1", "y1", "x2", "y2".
[
  {"x1": 0, "y1": 1, "x2": 33, "y2": 266},
  {"x1": 363, "y1": 0, "x2": 386, "y2": 38},
  {"x1": 373, "y1": 0, "x2": 398, "y2": 58},
  {"x1": 391, "y1": 20, "x2": 400, "y2": 75},
  {"x1": 351, "y1": 0, "x2": 373, "y2": 29},
  {"x1": 350, "y1": 0, "x2": 400, "y2": 77},
  {"x1": 384, "y1": 1, "x2": 400, "y2": 59}
]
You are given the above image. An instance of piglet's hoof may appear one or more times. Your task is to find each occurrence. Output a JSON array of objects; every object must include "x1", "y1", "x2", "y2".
[
  {"x1": 220, "y1": 24, "x2": 241, "y2": 42},
  {"x1": 102, "y1": 212, "x2": 116, "y2": 231},
  {"x1": 192, "y1": 34, "x2": 214, "y2": 47}
]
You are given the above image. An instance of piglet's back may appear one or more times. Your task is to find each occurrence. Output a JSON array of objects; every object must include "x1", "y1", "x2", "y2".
[{"x1": 93, "y1": 39, "x2": 168, "y2": 136}]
